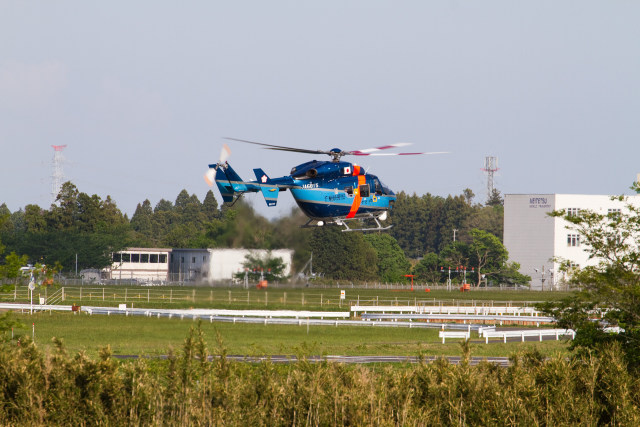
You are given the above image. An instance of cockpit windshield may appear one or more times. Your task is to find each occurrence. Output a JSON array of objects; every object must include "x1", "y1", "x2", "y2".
[{"x1": 373, "y1": 178, "x2": 393, "y2": 195}]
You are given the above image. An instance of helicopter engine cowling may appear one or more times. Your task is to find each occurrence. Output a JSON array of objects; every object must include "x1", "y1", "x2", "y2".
[{"x1": 290, "y1": 160, "x2": 358, "y2": 181}]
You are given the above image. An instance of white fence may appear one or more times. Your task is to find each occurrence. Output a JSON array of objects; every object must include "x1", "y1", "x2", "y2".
[
  {"x1": 438, "y1": 331, "x2": 471, "y2": 343},
  {"x1": 480, "y1": 328, "x2": 575, "y2": 343},
  {"x1": 351, "y1": 305, "x2": 544, "y2": 316}
]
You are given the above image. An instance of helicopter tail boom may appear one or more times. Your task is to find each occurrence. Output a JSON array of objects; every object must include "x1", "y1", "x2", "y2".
[
  {"x1": 213, "y1": 162, "x2": 257, "y2": 203},
  {"x1": 213, "y1": 163, "x2": 284, "y2": 207}
]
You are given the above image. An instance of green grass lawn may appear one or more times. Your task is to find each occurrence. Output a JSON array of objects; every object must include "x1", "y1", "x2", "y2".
[
  {"x1": 2, "y1": 285, "x2": 574, "y2": 360},
  {"x1": 3, "y1": 284, "x2": 577, "y2": 311},
  {"x1": 7, "y1": 311, "x2": 570, "y2": 359}
]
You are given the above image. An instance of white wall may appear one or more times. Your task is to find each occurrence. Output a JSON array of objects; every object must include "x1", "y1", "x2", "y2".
[
  {"x1": 504, "y1": 194, "x2": 556, "y2": 290},
  {"x1": 204, "y1": 249, "x2": 294, "y2": 283},
  {"x1": 505, "y1": 193, "x2": 640, "y2": 289},
  {"x1": 106, "y1": 248, "x2": 171, "y2": 282}
]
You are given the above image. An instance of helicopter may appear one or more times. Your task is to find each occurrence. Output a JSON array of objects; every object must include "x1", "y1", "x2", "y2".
[{"x1": 204, "y1": 138, "x2": 447, "y2": 232}]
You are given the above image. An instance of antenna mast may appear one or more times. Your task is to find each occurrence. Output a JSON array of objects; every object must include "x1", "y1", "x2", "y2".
[
  {"x1": 51, "y1": 145, "x2": 67, "y2": 205},
  {"x1": 482, "y1": 156, "x2": 498, "y2": 202}
]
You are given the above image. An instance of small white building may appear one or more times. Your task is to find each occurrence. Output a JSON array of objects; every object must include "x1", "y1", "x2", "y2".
[
  {"x1": 504, "y1": 193, "x2": 640, "y2": 290},
  {"x1": 169, "y1": 248, "x2": 294, "y2": 284},
  {"x1": 105, "y1": 248, "x2": 172, "y2": 283}
]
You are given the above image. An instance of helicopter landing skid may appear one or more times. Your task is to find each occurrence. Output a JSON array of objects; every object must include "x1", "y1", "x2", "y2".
[
  {"x1": 301, "y1": 214, "x2": 392, "y2": 232},
  {"x1": 336, "y1": 214, "x2": 393, "y2": 232}
]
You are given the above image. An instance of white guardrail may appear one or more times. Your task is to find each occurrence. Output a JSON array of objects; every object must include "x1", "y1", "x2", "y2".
[
  {"x1": 82, "y1": 307, "x2": 351, "y2": 319},
  {"x1": 480, "y1": 328, "x2": 575, "y2": 343},
  {"x1": 439, "y1": 331, "x2": 471, "y2": 343},
  {"x1": 351, "y1": 305, "x2": 544, "y2": 316},
  {"x1": 0, "y1": 302, "x2": 74, "y2": 312},
  {"x1": 360, "y1": 313, "x2": 554, "y2": 326}
]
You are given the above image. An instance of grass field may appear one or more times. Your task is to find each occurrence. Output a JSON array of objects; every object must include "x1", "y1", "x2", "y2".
[
  {"x1": 2, "y1": 283, "x2": 577, "y2": 311},
  {"x1": 1, "y1": 285, "x2": 575, "y2": 359},
  {"x1": 7, "y1": 311, "x2": 570, "y2": 359}
]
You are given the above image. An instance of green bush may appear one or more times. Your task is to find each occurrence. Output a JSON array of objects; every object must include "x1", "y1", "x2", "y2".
[{"x1": 0, "y1": 323, "x2": 639, "y2": 425}]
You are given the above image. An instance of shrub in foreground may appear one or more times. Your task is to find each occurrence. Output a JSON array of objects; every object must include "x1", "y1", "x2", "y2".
[{"x1": 0, "y1": 326, "x2": 639, "y2": 425}]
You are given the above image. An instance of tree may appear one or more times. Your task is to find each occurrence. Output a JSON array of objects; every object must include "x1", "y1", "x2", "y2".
[
  {"x1": 412, "y1": 252, "x2": 442, "y2": 284},
  {"x1": 233, "y1": 251, "x2": 288, "y2": 282},
  {"x1": 130, "y1": 200, "x2": 154, "y2": 243},
  {"x1": 462, "y1": 205, "x2": 503, "y2": 241},
  {"x1": 202, "y1": 190, "x2": 220, "y2": 221},
  {"x1": 462, "y1": 188, "x2": 475, "y2": 206},
  {"x1": 0, "y1": 206, "x2": 7, "y2": 257},
  {"x1": 467, "y1": 229, "x2": 508, "y2": 287},
  {"x1": 308, "y1": 225, "x2": 378, "y2": 281},
  {"x1": 0, "y1": 252, "x2": 29, "y2": 281},
  {"x1": 440, "y1": 242, "x2": 470, "y2": 272},
  {"x1": 3, "y1": 183, "x2": 131, "y2": 271},
  {"x1": 486, "y1": 188, "x2": 503, "y2": 207},
  {"x1": 174, "y1": 189, "x2": 192, "y2": 211},
  {"x1": 539, "y1": 183, "x2": 640, "y2": 368},
  {"x1": 154, "y1": 199, "x2": 174, "y2": 213},
  {"x1": 24, "y1": 204, "x2": 47, "y2": 233},
  {"x1": 363, "y1": 233, "x2": 411, "y2": 282},
  {"x1": 390, "y1": 192, "x2": 471, "y2": 258}
]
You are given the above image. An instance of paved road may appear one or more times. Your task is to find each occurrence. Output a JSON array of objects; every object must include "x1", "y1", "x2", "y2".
[{"x1": 113, "y1": 354, "x2": 511, "y2": 367}]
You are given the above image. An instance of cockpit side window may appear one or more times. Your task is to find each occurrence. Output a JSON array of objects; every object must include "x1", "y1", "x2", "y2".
[
  {"x1": 360, "y1": 184, "x2": 370, "y2": 198},
  {"x1": 345, "y1": 186, "x2": 353, "y2": 196},
  {"x1": 374, "y1": 179, "x2": 383, "y2": 195}
]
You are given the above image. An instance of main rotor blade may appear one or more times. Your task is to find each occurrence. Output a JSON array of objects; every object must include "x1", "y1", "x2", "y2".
[
  {"x1": 353, "y1": 151, "x2": 450, "y2": 156},
  {"x1": 224, "y1": 137, "x2": 331, "y2": 156},
  {"x1": 347, "y1": 142, "x2": 412, "y2": 155}
]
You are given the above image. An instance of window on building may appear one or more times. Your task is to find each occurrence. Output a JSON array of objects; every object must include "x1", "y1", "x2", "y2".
[
  {"x1": 192, "y1": 257, "x2": 196, "y2": 263},
  {"x1": 160, "y1": 254, "x2": 168, "y2": 263},
  {"x1": 567, "y1": 234, "x2": 580, "y2": 247},
  {"x1": 141, "y1": 254, "x2": 149, "y2": 263},
  {"x1": 608, "y1": 208, "x2": 621, "y2": 217},
  {"x1": 113, "y1": 253, "x2": 121, "y2": 263},
  {"x1": 203, "y1": 256, "x2": 207, "y2": 262},
  {"x1": 122, "y1": 253, "x2": 131, "y2": 262},
  {"x1": 150, "y1": 254, "x2": 159, "y2": 263},
  {"x1": 567, "y1": 208, "x2": 580, "y2": 216},
  {"x1": 131, "y1": 253, "x2": 140, "y2": 262},
  {"x1": 181, "y1": 257, "x2": 184, "y2": 263}
]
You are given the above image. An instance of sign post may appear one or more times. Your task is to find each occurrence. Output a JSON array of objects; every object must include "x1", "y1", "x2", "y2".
[
  {"x1": 404, "y1": 274, "x2": 416, "y2": 291},
  {"x1": 28, "y1": 279, "x2": 35, "y2": 315}
]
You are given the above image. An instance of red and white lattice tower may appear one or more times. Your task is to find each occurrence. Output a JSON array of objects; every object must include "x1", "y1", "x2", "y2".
[
  {"x1": 482, "y1": 156, "x2": 499, "y2": 202},
  {"x1": 51, "y1": 145, "x2": 67, "y2": 205}
]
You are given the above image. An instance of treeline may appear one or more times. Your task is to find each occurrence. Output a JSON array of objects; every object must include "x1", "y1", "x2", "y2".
[
  {"x1": 0, "y1": 183, "x2": 527, "y2": 284},
  {"x1": 390, "y1": 190, "x2": 503, "y2": 258},
  {"x1": 0, "y1": 325, "x2": 638, "y2": 425}
]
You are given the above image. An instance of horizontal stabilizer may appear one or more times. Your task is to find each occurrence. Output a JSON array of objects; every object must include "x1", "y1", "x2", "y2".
[{"x1": 254, "y1": 168, "x2": 279, "y2": 207}]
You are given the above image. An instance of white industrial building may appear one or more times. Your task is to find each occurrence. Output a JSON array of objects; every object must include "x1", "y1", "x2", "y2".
[
  {"x1": 169, "y1": 248, "x2": 294, "y2": 284},
  {"x1": 105, "y1": 248, "x2": 172, "y2": 283},
  {"x1": 504, "y1": 193, "x2": 640, "y2": 290}
]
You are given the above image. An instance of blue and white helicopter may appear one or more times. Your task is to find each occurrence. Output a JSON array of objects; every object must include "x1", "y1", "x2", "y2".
[{"x1": 205, "y1": 138, "x2": 446, "y2": 232}]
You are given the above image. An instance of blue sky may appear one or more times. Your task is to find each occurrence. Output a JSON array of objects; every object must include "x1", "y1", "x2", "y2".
[{"x1": 1, "y1": 1, "x2": 639, "y2": 219}]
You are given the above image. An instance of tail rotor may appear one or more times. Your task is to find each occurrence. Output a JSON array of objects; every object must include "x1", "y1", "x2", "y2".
[{"x1": 204, "y1": 143, "x2": 231, "y2": 187}]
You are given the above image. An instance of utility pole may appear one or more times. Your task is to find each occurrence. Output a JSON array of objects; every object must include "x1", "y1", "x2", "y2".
[{"x1": 453, "y1": 229, "x2": 458, "y2": 242}]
